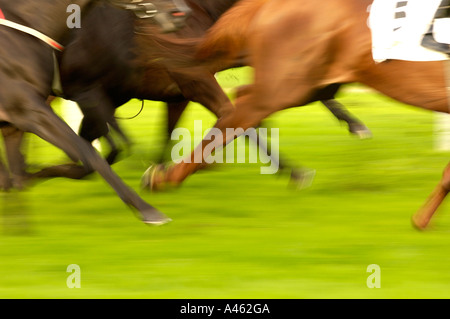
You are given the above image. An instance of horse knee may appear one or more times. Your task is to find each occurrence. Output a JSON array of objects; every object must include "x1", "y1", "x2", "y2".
[
  {"x1": 215, "y1": 101, "x2": 235, "y2": 118},
  {"x1": 79, "y1": 117, "x2": 108, "y2": 142},
  {"x1": 234, "y1": 84, "x2": 252, "y2": 99}
]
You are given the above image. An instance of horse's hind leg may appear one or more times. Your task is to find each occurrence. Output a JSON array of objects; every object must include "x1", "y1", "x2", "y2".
[
  {"x1": 310, "y1": 84, "x2": 371, "y2": 138},
  {"x1": 3, "y1": 93, "x2": 169, "y2": 224},
  {"x1": 246, "y1": 126, "x2": 316, "y2": 188},
  {"x1": 412, "y1": 162, "x2": 450, "y2": 230},
  {"x1": 235, "y1": 84, "x2": 314, "y2": 186},
  {"x1": 237, "y1": 85, "x2": 370, "y2": 183},
  {"x1": 321, "y1": 99, "x2": 372, "y2": 139}
]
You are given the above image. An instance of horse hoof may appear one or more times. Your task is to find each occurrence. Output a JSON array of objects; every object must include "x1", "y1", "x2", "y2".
[
  {"x1": 355, "y1": 129, "x2": 372, "y2": 139},
  {"x1": 349, "y1": 125, "x2": 372, "y2": 139},
  {"x1": 141, "y1": 164, "x2": 157, "y2": 191},
  {"x1": 139, "y1": 208, "x2": 172, "y2": 226},
  {"x1": 141, "y1": 164, "x2": 177, "y2": 192},
  {"x1": 141, "y1": 163, "x2": 167, "y2": 191},
  {"x1": 289, "y1": 168, "x2": 316, "y2": 190},
  {"x1": 411, "y1": 214, "x2": 429, "y2": 231}
]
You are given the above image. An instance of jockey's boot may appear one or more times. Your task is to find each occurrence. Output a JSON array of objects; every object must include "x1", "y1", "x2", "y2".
[{"x1": 421, "y1": 0, "x2": 450, "y2": 55}]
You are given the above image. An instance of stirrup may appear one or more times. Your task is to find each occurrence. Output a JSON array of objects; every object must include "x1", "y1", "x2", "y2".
[{"x1": 422, "y1": 34, "x2": 450, "y2": 55}]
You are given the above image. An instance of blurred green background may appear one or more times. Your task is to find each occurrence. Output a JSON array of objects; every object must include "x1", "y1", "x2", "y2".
[{"x1": 1, "y1": 67, "x2": 450, "y2": 298}]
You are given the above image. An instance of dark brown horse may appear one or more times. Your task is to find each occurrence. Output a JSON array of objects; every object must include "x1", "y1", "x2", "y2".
[
  {"x1": 0, "y1": 0, "x2": 189, "y2": 225},
  {"x1": 146, "y1": 0, "x2": 450, "y2": 229}
]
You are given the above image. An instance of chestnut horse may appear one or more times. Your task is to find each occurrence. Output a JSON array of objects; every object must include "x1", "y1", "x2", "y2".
[
  {"x1": 146, "y1": 0, "x2": 450, "y2": 229},
  {"x1": 0, "y1": 0, "x2": 189, "y2": 225}
]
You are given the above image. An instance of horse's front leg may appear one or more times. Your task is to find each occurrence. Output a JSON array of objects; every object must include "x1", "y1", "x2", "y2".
[
  {"x1": 412, "y1": 162, "x2": 450, "y2": 230},
  {"x1": 1, "y1": 125, "x2": 27, "y2": 189},
  {"x1": 0, "y1": 154, "x2": 11, "y2": 191},
  {"x1": 4, "y1": 91, "x2": 169, "y2": 225},
  {"x1": 35, "y1": 87, "x2": 123, "y2": 179},
  {"x1": 77, "y1": 89, "x2": 132, "y2": 165},
  {"x1": 144, "y1": 86, "x2": 275, "y2": 190}
]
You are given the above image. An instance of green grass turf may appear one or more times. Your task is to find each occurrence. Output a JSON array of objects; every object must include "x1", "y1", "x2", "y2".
[{"x1": 1, "y1": 67, "x2": 450, "y2": 298}]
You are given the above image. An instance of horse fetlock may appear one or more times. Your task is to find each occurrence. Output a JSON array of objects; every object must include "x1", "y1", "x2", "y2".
[
  {"x1": 141, "y1": 164, "x2": 173, "y2": 192},
  {"x1": 441, "y1": 167, "x2": 450, "y2": 191},
  {"x1": 10, "y1": 173, "x2": 30, "y2": 190},
  {"x1": 441, "y1": 180, "x2": 450, "y2": 192},
  {"x1": 288, "y1": 168, "x2": 316, "y2": 190},
  {"x1": 348, "y1": 123, "x2": 372, "y2": 139}
]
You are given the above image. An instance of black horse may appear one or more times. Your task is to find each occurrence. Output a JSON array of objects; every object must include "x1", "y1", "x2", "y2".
[{"x1": 0, "y1": 0, "x2": 189, "y2": 224}]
